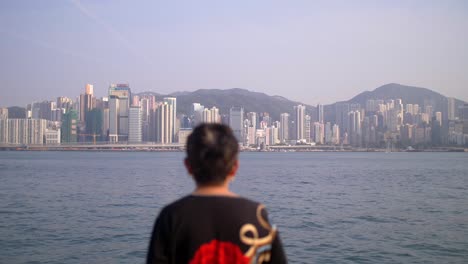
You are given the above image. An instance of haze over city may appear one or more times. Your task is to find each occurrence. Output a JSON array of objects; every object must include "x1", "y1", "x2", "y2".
[{"x1": 1, "y1": 0, "x2": 468, "y2": 107}]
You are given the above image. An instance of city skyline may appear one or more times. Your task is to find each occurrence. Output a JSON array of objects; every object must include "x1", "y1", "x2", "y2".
[
  {"x1": 1, "y1": 80, "x2": 468, "y2": 149},
  {"x1": 1, "y1": 1, "x2": 468, "y2": 107}
]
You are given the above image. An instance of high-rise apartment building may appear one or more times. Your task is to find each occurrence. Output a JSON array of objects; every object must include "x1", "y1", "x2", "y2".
[
  {"x1": 317, "y1": 104, "x2": 324, "y2": 123},
  {"x1": 7, "y1": 119, "x2": 47, "y2": 145},
  {"x1": 304, "y1": 115, "x2": 311, "y2": 142},
  {"x1": 229, "y1": 107, "x2": 244, "y2": 142},
  {"x1": 163, "y1": 97, "x2": 177, "y2": 142},
  {"x1": 279, "y1": 113, "x2": 289, "y2": 143},
  {"x1": 155, "y1": 102, "x2": 173, "y2": 144},
  {"x1": 128, "y1": 106, "x2": 142, "y2": 143},
  {"x1": 294, "y1": 105, "x2": 305, "y2": 141}
]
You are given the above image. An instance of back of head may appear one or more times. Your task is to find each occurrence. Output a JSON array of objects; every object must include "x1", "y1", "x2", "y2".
[{"x1": 186, "y1": 123, "x2": 239, "y2": 186}]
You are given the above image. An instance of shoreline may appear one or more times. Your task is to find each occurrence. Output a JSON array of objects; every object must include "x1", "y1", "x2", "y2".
[{"x1": 0, "y1": 145, "x2": 466, "y2": 153}]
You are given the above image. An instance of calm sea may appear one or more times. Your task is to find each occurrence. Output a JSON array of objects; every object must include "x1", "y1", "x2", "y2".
[{"x1": 0, "y1": 151, "x2": 467, "y2": 263}]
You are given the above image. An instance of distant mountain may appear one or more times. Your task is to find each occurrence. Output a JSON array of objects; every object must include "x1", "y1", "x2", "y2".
[
  {"x1": 137, "y1": 88, "x2": 312, "y2": 120},
  {"x1": 324, "y1": 83, "x2": 465, "y2": 122}
]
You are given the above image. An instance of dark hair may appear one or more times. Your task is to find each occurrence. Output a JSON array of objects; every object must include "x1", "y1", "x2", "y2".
[{"x1": 186, "y1": 123, "x2": 239, "y2": 186}]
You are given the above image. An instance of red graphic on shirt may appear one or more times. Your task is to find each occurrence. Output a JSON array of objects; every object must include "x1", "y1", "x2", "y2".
[{"x1": 189, "y1": 240, "x2": 250, "y2": 264}]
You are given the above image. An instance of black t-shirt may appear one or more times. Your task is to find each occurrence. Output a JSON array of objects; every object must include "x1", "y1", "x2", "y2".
[{"x1": 147, "y1": 195, "x2": 287, "y2": 264}]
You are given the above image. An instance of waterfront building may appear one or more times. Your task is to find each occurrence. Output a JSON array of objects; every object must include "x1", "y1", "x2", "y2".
[
  {"x1": 155, "y1": 102, "x2": 173, "y2": 144},
  {"x1": 178, "y1": 128, "x2": 192, "y2": 145},
  {"x1": 61, "y1": 110, "x2": 78, "y2": 143},
  {"x1": 332, "y1": 124, "x2": 340, "y2": 145},
  {"x1": 7, "y1": 118, "x2": 47, "y2": 145},
  {"x1": 294, "y1": 105, "x2": 305, "y2": 141},
  {"x1": 279, "y1": 113, "x2": 289, "y2": 143},
  {"x1": 0, "y1": 111, "x2": 7, "y2": 143},
  {"x1": 108, "y1": 83, "x2": 131, "y2": 142},
  {"x1": 229, "y1": 107, "x2": 244, "y2": 142},
  {"x1": 304, "y1": 115, "x2": 311, "y2": 142},
  {"x1": 163, "y1": 97, "x2": 177, "y2": 142},
  {"x1": 312, "y1": 122, "x2": 324, "y2": 144},
  {"x1": 128, "y1": 106, "x2": 142, "y2": 143},
  {"x1": 45, "y1": 128, "x2": 61, "y2": 145},
  {"x1": 324, "y1": 122, "x2": 332, "y2": 144}
]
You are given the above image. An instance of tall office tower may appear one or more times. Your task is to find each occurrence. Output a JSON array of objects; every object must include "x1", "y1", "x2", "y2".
[
  {"x1": 108, "y1": 84, "x2": 131, "y2": 142},
  {"x1": 279, "y1": 113, "x2": 289, "y2": 143},
  {"x1": 128, "y1": 106, "x2": 142, "y2": 143},
  {"x1": 294, "y1": 105, "x2": 306, "y2": 141},
  {"x1": 229, "y1": 107, "x2": 244, "y2": 142},
  {"x1": 155, "y1": 102, "x2": 173, "y2": 144},
  {"x1": 61, "y1": 110, "x2": 78, "y2": 143},
  {"x1": 140, "y1": 95, "x2": 156, "y2": 141},
  {"x1": 304, "y1": 115, "x2": 311, "y2": 142},
  {"x1": 0, "y1": 109, "x2": 8, "y2": 143},
  {"x1": 317, "y1": 104, "x2": 324, "y2": 123},
  {"x1": 0, "y1": 108, "x2": 8, "y2": 120},
  {"x1": 447, "y1": 97, "x2": 456, "y2": 120},
  {"x1": 335, "y1": 103, "x2": 350, "y2": 134},
  {"x1": 79, "y1": 84, "x2": 95, "y2": 123},
  {"x1": 247, "y1": 112, "x2": 257, "y2": 130},
  {"x1": 348, "y1": 110, "x2": 362, "y2": 146},
  {"x1": 163, "y1": 97, "x2": 177, "y2": 142},
  {"x1": 435, "y1": 112, "x2": 442, "y2": 126},
  {"x1": 324, "y1": 122, "x2": 332, "y2": 144},
  {"x1": 332, "y1": 124, "x2": 340, "y2": 145}
]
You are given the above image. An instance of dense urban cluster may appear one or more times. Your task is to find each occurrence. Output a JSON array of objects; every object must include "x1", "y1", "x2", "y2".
[{"x1": 1, "y1": 83, "x2": 468, "y2": 149}]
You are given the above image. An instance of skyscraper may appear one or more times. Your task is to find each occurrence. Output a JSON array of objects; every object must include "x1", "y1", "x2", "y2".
[
  {"x1": 155, "y1": 102, "x2": 173, "y2": 144},
  {"x1": 279, "y1": 113, "x2": 289, "y2": 143},
  {"x1": 163, "y1": 97, "x2": 177, "y2": 142},
  {"x1": 128, "y1": 106, "x2": 142, "y2": 143},
  {"x1": 294, "y1": 105, "x2": 305, "y2": 141},
  {"x1": 448, "y1": 97, "x2": 456, "y2": 120},
  {"x1": 79, "y1": 84, "x2": 95, "y2": 123},
  {"x1": 304, "y1": 115, "x2": 311, "y2": 142},
  {"x1": 317, "y1": 104, "x2": 324, "y2": 123},
  {"x1": 229, "y1": 107, "x2": 244, "y2": 142},
  {"x1": 108, "y1": 83, "x2": 131, "y2": 142}
]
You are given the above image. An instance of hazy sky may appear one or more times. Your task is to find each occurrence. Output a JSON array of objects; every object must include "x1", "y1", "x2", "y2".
[{"x1": 1, "y1": 0, "x2": 468, "y2": 107}]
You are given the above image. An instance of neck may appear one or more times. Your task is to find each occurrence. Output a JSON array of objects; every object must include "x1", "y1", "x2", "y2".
[{"x1": 193, "y1": 183, "x2": 237, "y2": 197}]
